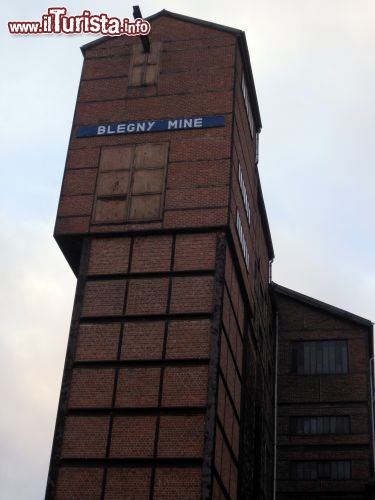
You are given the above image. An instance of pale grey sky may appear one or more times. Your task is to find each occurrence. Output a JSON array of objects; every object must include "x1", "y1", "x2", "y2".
[{"x1": 1, "y1": 1, "x2": 374, "y2": 498}]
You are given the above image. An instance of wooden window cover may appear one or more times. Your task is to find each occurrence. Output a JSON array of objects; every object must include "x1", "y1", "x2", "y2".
[{"x1": 93, "y1": 142, "x2": 168, "y2": 224}]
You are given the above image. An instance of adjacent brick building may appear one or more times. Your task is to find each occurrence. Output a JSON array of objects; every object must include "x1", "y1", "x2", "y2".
[
  {"x1": 45, "y1": 8, "x2": 374, "y2": 500},
  {"x1": 274, "y1": 284, "x2": 374, "y2": 500}
]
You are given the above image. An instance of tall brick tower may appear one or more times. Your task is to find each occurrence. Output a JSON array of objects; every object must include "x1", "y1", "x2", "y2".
[{"x1": 45, "y1": 10, "x2": 275, "y2": 499}]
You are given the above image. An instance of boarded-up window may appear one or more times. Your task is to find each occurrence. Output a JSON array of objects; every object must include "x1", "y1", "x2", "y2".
[
  {"x1": 129, "y1": 42, "x2": 162, "y2": 86},
  {"x1": 93, "y1": 143, "x2": 168, "y2": 223}
]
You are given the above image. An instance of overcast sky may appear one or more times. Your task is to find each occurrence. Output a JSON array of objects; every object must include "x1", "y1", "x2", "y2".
[{"x1": 1, "y1": 1, "x2": 374, "y2": 498}]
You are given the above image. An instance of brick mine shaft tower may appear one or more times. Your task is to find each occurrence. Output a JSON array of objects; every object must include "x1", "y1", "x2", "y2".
[{"x1": 46, "y1": 10, "x2": 276, "y2": 500}]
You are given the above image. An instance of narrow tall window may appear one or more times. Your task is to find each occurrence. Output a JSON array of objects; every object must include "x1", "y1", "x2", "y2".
[
  {"x1": 236, "y1": 209, "x2": 249, "y2": 270},
  {"x1": 129, "y1": 42, "x2": 162, "y2": 86},
  {"x1": 291, "y1": 340, "x2": 348, "y2": 375},
  {"x1": 238, "y1": 163, "x2": 251, "y2": 225},
  {"x1": 241, "y1": 73, "x2": 255, "y2": 137}
]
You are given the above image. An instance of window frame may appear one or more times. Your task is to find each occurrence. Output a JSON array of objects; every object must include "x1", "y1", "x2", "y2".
[
  {"x1": 238, "y1": 162, "x2": 251, "y2": 225},
  {"x1": 128, "y1": 41, "x2": 162, "y2": 87},
  {"x1": 93, "y1": 142, "x2": 169, "y2": 224},
  {"x1": 290, "y1": 460, "x2": 351, "y2": 481},
  {"x1": 290, "y1": 339, "x2": 349, "y2": 375},
  {"x1": 236, "y1": 208, "x2": 250, "y2": 271},
  {"x1": 241, "y1": 72, "x2": 255, "y2": 137},
  {"x1": 290, "y1": 415, "x2": 351, "y2": 435}
]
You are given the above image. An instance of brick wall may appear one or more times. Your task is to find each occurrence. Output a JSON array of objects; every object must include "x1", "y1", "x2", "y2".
[
  {"x1": 54, "y1": 16, "x2": 235, "y2": 258},
  {"x1": 47, "y1": 11, "x2": 276, "y2": 500},
  {"x1": 55, "y1": 468, "x2": 103, "y2": 500},
  {"x1": 51, "y1": 230, "x2": 219, "y2": 499},
  {"x1": 275, "y1": 289, "x2": 373, "y2": 499}
]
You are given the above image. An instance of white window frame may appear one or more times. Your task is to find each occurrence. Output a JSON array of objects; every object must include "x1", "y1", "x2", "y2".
[
  {"x1": 238, "y1": 162, "x2": 251, "y2": 225},
  {"x1": 236, "y1": 209, "x2": 249, "y2": 270}
]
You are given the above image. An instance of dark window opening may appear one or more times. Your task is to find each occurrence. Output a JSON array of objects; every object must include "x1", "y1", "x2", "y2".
[
  {"x1": 290, "y1": 461, "x2": 351, "y2": 480},
  {"x1": 290, "y1": 416, "x2": 350, "y2": 435},
  {"x1": 291, "y1": 340, "x2": 348, "y2": 375}
]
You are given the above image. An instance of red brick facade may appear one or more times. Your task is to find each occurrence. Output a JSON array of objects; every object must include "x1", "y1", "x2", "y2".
[
  {"x1": 46, "y1": 10, "x2": 275, "y2": 500},
  {"x1": 274, "y1": 285, "x2": 374, "y2": 500},
  {"x1": 45, "y1": 9, "x2": 373, "y2": 500}
]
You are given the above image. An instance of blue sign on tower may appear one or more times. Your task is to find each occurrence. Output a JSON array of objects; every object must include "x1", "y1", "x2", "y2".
[{"x1": 76, "y1": 115, "x2": 225, "y2": 138}]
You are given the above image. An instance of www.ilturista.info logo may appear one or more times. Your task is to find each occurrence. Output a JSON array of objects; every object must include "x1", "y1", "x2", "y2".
[{"x1": 8, "y1": 7, "x2": 151, "y2": 36}]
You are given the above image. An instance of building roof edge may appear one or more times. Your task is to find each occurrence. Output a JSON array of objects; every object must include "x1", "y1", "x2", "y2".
[
  {"x1": 80, "y1": 9, "x2": 241, "y2": 53},
  {"x1": 79, "y1": 10, "x2": 262, "y2": 130},
  {"x1": 272, "y1": 282, "x2": 373, "y2": 327}
]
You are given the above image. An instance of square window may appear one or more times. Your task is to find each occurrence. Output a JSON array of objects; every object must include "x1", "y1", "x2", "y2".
[{"x1": 93, "y1": 143, "x2": 168, "y2": 224}]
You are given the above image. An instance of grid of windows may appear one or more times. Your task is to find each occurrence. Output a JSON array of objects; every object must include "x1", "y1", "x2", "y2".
[
  {"x1": 291, "y1": 340, "x2": 348, "y2": 375},
  {"x1": 290, "y1": 416, "x2": 350, "y2": 435},
  {"x1": 241, "y1": 73, "x2": 255, "y2": 137},
  {"x1": 238, "y1": 163, "x2": 251, "y2": 225},
  {"x1": 236, "y1": 210, "x2": 249, "y2": 270},
  {"x1": 290, "y1": 461, "x2": 351, "y2": 481}
]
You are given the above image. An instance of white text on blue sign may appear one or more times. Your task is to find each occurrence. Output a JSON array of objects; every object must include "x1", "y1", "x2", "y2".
[{"x1": 76, "y1": 115, "x2": 225, "y2": 138}]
